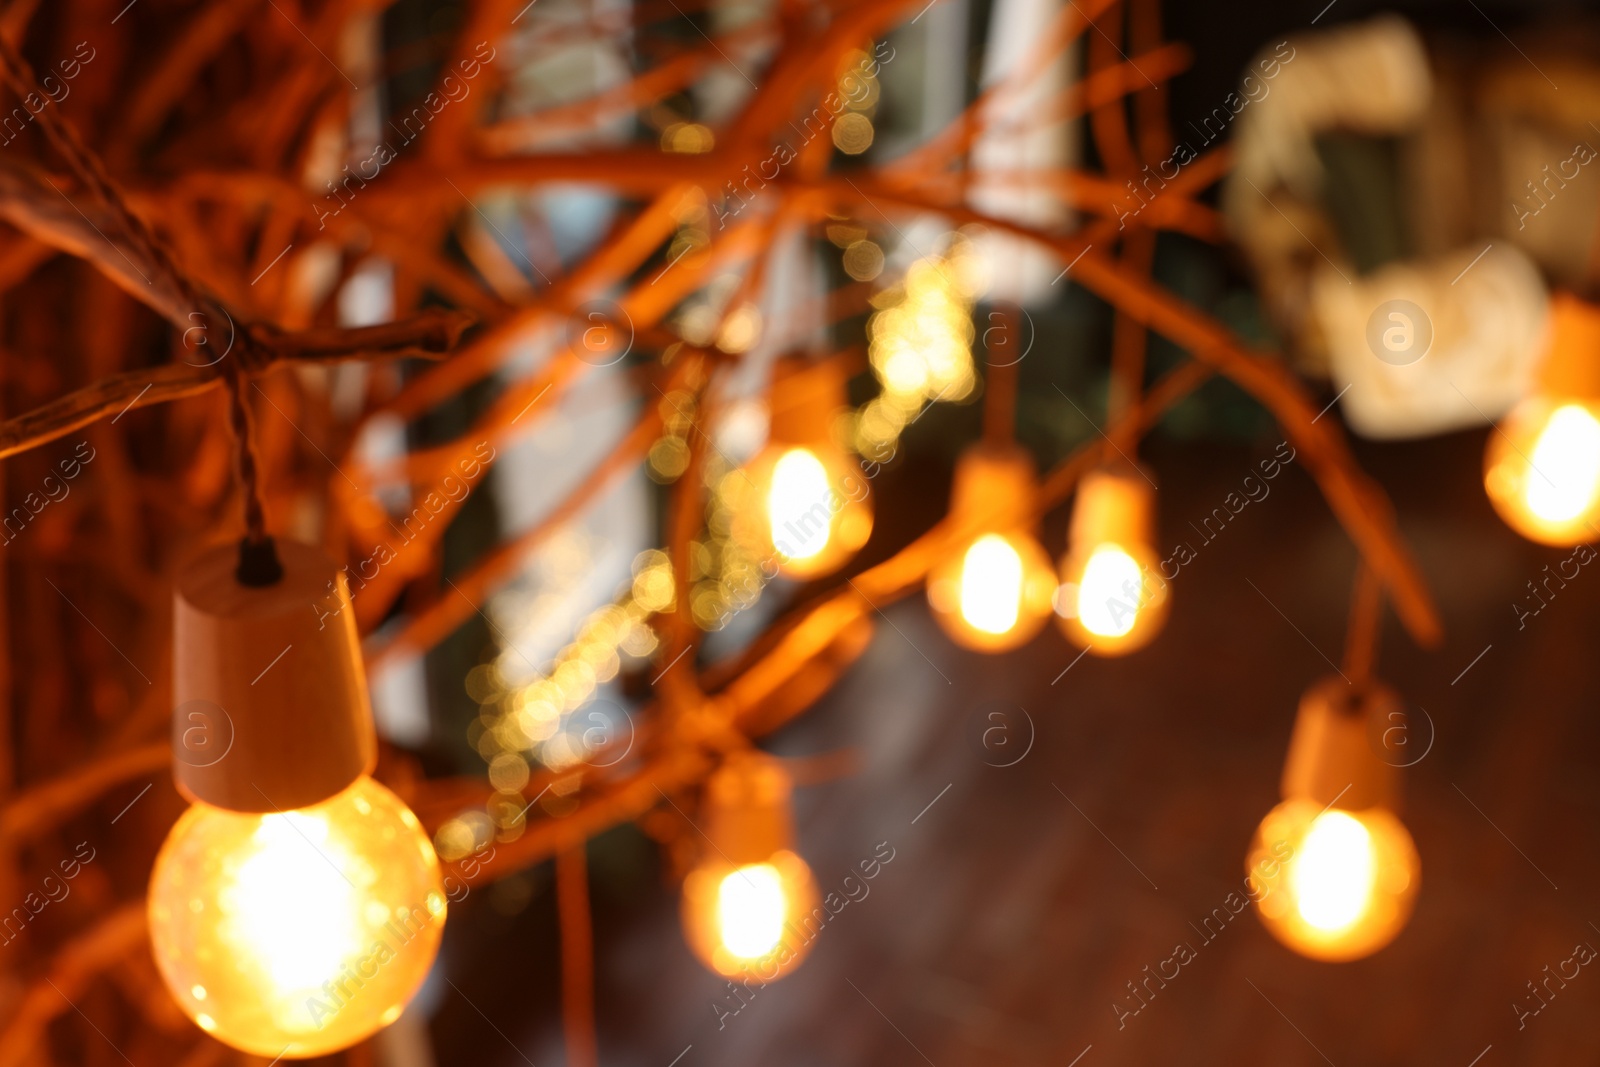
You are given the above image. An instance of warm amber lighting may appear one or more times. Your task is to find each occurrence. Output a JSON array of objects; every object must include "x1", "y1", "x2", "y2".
[
  {"x1": 929, "y1": 532, "x2": 1056, "y2": 651},
  {"x1": 961, "y1": 535, "x2": 1023, "y2": 632},
  {"x1": 928, "y1": 443, "x2": 1055, "y2": 652},
  {"x1": 1056, "y1": 465, "x2": 1168, "y2": 656},
  {"x1": 768, "y1": 449, "x2": 835, "y2": 560},
  {"x1": 1485, "y1": 397, "x2": 1600, "y2": 545},
  {"x1": 716, "y1": 863, "x2": 787, "y2": 957},
  {"x1": 743, "y1": 443, "x2": 873, "y2": 580},
  {"x1": 1058, "y1": 538, "x2": 1166, "y2": 653},
  {"x1": 148, "y1": 777, "x2": 446, "y2": 1058},
  {"x1": 681, "y1": 850, "x2": 819, "y2": 980},
  {"x1": 1074, "y1": 544, "x2": 1146, "y2": 637},
  {"x1": 1246, "y1": 798, "x2": 1419, "y2": 962}
]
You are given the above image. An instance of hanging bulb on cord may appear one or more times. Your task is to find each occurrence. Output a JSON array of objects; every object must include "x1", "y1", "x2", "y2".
[
  {"x1": 1485, "y1": 293, "x2": 1600, "y2": 545},
  {"x1": 680, "y1": 752, "x2": 819, "y2": 981},
  {"x1": 1245, "y1": 677, "x2": 1420, "y2": 962},
  {"x1": 1056, "y1": 463, "x2": 1168, "y2": 655},
  {"x1": 928, "y1": 443, "x2": 1057, "y2": 651},
  {"x1": 148, "y1": 541, "x2": 445, "y2": 1058},
  {"x1": 739, "y1": 356, "x2": 873, "y2": 579}
]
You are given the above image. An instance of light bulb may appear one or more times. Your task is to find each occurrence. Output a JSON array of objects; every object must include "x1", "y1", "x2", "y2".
[
  {"x1": 927, "y1": 443, "x2": 1056, "y2": 651},
  {"x1": 928, "y1": 532, "x2": 1057, "y2": 651},
  {"x1": 745, "y1": 442, "x2": 874, "y2": 580},
  {"x1": 1485, "y1": 397, "x2": 1600, "y2": 545},
  {"x1": 1246, "y1": 798, "x2": 1419, "y2": 962},
  {"x1": 148, "y1": 777, "x2": 446, "y2": 1058},
  {"x1": 680, "y1": 752, "x2": 818, "y2": 981},
  {"x1": 1056, "y1": 466, "x2": 1168, "y2": 656},
  {"x1": 1485, "y1": 292, "x2": 1600, "y2": 546},
  {"x1": 682, "y1": 850, "x2": 819, "y2": 980}
]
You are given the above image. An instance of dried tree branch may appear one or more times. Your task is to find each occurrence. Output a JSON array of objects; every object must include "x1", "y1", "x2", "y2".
[{"x1": 0, "y1": 310, "x2": 472, "y2": 462}]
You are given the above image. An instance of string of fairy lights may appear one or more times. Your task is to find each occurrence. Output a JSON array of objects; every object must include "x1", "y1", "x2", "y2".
[
  {"x1": 135, "y1": 31, "x2": 1600, "y2": 1066},
  {"x1": 144, "y1": 236, "x2": 1600, "y2": 1061},
  {"x1": 433, "y1": 264, "x2": 1600, "y2": 1003}
]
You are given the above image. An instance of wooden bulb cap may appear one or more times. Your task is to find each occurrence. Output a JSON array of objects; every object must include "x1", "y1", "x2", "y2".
[
  {"x1": 950, "y1": 442, "x2": 1038, "y2": 530},
  {"x1": 1070, "y1": 462, "x2": 1156, "y2": 549},
  {"x1": 768, "y1": 355, "x2": 848, "y2": 449},
  {"x1": 173, "y1": 540, "x2": 377, "y2": 813},
  {"x1": 704, "y1": 751, "x2": 795, "y2": 866},
  {"x1": 1280, "y1": 676, "x2": 1400, "y2": 812}
]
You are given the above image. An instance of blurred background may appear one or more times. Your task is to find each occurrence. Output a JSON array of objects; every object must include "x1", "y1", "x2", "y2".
[{"x1": 6, "y1": 0, "x2": 1600, "y2": 1064}]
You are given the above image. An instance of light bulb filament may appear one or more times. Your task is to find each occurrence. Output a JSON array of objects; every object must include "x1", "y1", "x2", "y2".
[
  {"x1": 1074, "y1": 544, "x2": 1151, "y2": 637},
  {"x1": 767, "y1": 449, "x2": 835, "y2": 561},
  {"x1": 958, "y1": 534, "x2": 1025, "y2": 635},
  {"x1": 716, "y1": 863, "x2": 788, "y2": 960},
  {"x1": 1289, "y1": 810, "x2": 1377, "y2": 932}
]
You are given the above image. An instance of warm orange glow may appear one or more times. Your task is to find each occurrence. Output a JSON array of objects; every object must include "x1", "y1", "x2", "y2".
[
  {"x1": 767, "y1": 449, "x2": 835, "y2": 561},
  {"x1": 1057, "y1": 539, "x2": 1167, "y2": 655},
  {"x1": 1246, "y1": 798, "x2": 1419, "y2": 962},
  {"x1": 961, "y1": 535, "x2": 1023, "y2": 633},
  {"x1": 743, "y1": 443, "x2": 873, "y2": 579},
  {"x1": 1486, "y1": 397, "x2": 1600, "y2": 545},
  {"x1": 148, "y1": 777, "x2": 446, "y2": 1058},
  {"x1": 716, "y1": 863, "x2": 787, "y2": 958},
  {"x1": 681, "y1": 850, "x2": 819, "y2": 980},
  {"x1": 928, "y1": 532, "x2": 1056, "y2": 651}
]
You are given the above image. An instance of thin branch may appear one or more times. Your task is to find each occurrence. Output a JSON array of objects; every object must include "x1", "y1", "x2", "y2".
[{"x1": 0, "y1": 310, "x2": 471, "y2": 462}]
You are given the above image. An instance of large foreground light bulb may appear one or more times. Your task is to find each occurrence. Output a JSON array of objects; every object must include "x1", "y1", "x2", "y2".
[
  {"x1": 928, "y1": 444, "x2": 1056, "y2": 651},
  {"x1": 680, "y1": 753, "x2": 818, "y2": 981},
  {"x1": 1057, "y1": 464, "x2": 1168, "y2": 655},
  {"x1": 1246, "y1": 677, "x2": 1419, "y2": 962},
  {"x1": 1485, "y1": 293, "x2": 1600, "y2": 545},
  {"x1": 149, "y1": 777, "x2": 446, "y2": 1058}
]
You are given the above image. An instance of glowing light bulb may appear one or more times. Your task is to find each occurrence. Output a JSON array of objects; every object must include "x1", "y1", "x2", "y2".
[
  {"x1": 148, "y1": 777, "x2": 446, "y2": 1058},
  {"x1": 961, "y1": 535, "x2": 1023, "y2": 633},
  {"x1": 716, "y1": 863, "x2": 787, "y2": 958},
  {"x1": 1246, "y1": 798, "x2": 1418, "y2": 962},
  {"x1": 768, "y1": 449, "x2": 835, "y2": 561},
  {"x1": 1074, "y1": 544, "x2": 1145, "y2": 638},
  {"x1": 680, "y1": 752, "x2": 817, "y2": 981},
  {"x1": 682, "y1": 849, "x2": 818, "y2": 980},
  {"x1": 743, "y1": 443, "x2": 873, "y2": 580},
  {"x1": 1056, "y1": 465, "x2": 1168, "y2": 656},
  {"x1": 1486, "y1": 398, "x2": 1600, "y2": 544},
  {"x1": 927, "y1": 444, "x2": 1055, "y2": 652},
  {"x1": 1291, "y1": 811, "x2": 1375, "y2": 930},
  {"x1": 929, "y1": 532, "x2": 1056, "y2": 651}
]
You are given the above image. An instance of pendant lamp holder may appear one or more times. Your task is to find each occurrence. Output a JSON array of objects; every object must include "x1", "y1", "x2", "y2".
[
  {"x1": 1280, "y1": 676, "x2": 1401, "y2": 813},
  {"x1": 768, "y1": 355, "x2": 847, "y2": 450},
  {"x1": 703, "y1": 751, "x2": 795, "y2": 866},
  {"x1": 951, "y1": 441, "x2": 1038, "y2": 531},
  {"x1": 1070, "y1": 460, "x2": 1157, "y2": 549},
  {"x1": 172, "y1": 539, "x2": 376, "y2": 813}
]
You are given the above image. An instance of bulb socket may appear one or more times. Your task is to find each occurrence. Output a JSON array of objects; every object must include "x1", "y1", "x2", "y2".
[
  {"x1": 767, "y1": 355, "x2": 848, "y2": 450},
  {"x1": 1279, "y1": 675, "x2": 1401, "y2": 812},
  {"x1": 1069, "y1": 461, "x2": 1156, "y2": 549},
  {"x1": 950, "y1": 441, "x2": 1038, "y2": 530},
  {"x1": 172, "y1": 539, "x2": 377, "y2": 813},
  {"x1": 703, "y1": 751, "x2": 795, "y2": 866}
]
